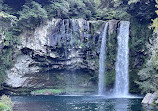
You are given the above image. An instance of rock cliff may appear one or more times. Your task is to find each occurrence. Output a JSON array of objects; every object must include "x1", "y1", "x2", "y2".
[{"x1": 5, "y1": 19, "x2": 119, "y2": 94}]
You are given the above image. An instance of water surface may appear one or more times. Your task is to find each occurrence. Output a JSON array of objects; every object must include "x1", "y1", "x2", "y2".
[{"x1": 11, "y1": 95, "x2": 156, "y2": 111}]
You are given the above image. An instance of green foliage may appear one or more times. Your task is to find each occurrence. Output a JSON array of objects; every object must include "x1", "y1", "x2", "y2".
[
  {"x1": 105, "y1": 70, "x2": 115, "y2": 87},
  {"x1": 0, "y1": 16, "x2": 20, "y2": 86},
  {"x1": 0, "y1": 46, "x2": 14, "y2": 85},
  {"x1": 18, "y1": 1, "x2": 48, "y2": 31},
  {"x1": 0, "y1": 12, "x2": 16, "y2": 19},
  {"x1": 0, "y1": 0, "x2": 3, "y2": 11},
  {"x1": 94, "y1": 0, "x2": 101, "y2": 6},
  {"x1": 136, "y1": 61, "x2": 158, "y2": 93},
  {"x1": 129, "y1": 19, "x2": 152, "y2": 93},
  {"x1": 152, "y1": 101, "x2": 157, "y2": 106},
  {"x1": 45, "y1": 0, "x2": 70, "y2": 19},
  {"x1": 128, "y1": 0, "x2": 140, "y2": 4},
  {"x1": 0, "y1": 12, "x2": 17, "y2": 31},
  {"x1": 0, "y1": 0, "x2": 155, "y2": 22},
  {"x1": 98, "y1": 8, "x2": 130, "y2": 20},
  {"x1": 113, "y1": 0, "x2": 123, "y2": 7},
  {"x1": 99, "y1": 0, "x2": 139, "y2": 8},
  {"x1": 45, "y1": 0, "x2": 97, "y2": 20},
  {"x1": 151, "y1": 0, "x2": 158, "y2": 32},
  {"x1": 31, "y1": 89, "x2": 64, "y2": 95},
  {"x1": 128, "y1": 0, "x2": 156, "y2": 22},
  {"x1": 0, "y1": 30, "x2": 20, "y2": 68},
  {"x1": 0, "y1": 0, "x2": 12, "y2": 14},
  {"x1": 0, "y1": 95, "x2": 13, "y2": 111},
  {"x1": 69, "y1": 0, "x2": 97, "y2": 19},
  {"x1": 95, "y1": 0, "x2": 131, "y2": 20},
  {"x1": 0, "y1": 102, "x2": 9, "y2": 111},
  {"x1": 136, "y1": 33, "x2": 158, "y2": 94},
  {"x1": 152, "y1": 18, "x2": 158, "y2": 32},
  {"x1": 91, "y1": 21, "x2": 104, "y2": 35}
]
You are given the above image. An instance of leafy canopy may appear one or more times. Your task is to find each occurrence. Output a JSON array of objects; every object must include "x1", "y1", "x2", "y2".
[
  {"x1": 136, "y1": 35, "x2": 158, "y2": 93},
  {"x1": 18, "y1": 1, "x2": 48, "y2": 30},
  {"x1": 151, "y1": 0, "x2": 158, "y2": 32}
]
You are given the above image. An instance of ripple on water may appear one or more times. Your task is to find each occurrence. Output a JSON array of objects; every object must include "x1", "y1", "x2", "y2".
[{"x1": 11, "y1": 95, "x2": 156, "y2": 111}]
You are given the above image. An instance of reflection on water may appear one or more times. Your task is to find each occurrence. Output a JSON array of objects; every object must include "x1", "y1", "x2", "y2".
[
  {"x1": 114, "y1": 98, "x2": 129, "y2": 111},
  {"x1": 11, "y1": 96, "x2": 157, "y2": 111}
]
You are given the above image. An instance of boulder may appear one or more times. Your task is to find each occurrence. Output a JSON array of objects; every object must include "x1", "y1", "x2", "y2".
[
  {"x1": 142, "y1": 92, "x2": 158, "y2": 105},
  {"x1": 148, "y1": 92, "x2": 158, "y2": 104},
  {"x1": 142, "y1": 93, "x2": 153, "y2": 104}
]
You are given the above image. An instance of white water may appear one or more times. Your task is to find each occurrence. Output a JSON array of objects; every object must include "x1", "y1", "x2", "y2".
[
  {"x1": 98, "y1": 22, "x2": 108, "y2": 95},
  {"x1": 114, "y1": 21, "x2": 130, "y2": 97}
]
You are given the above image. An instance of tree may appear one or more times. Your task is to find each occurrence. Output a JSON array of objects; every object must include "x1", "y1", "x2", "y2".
[
  {"x1": 134, "y1": 0, "x2": 158, "y2": 94},
  {"x1": 136, "y1": 34, "x2": 158, "y2": 93},
  {"x1": 127, "y1": 0, "x2": 156, "y2": 22},
  {"x1": 18, "y1": 1, "x2": 48, "y2": 31},
  {"x1": 45, "y1": 0, "x2": 97, "y2": 19},
  {"x1": 45, "y1": 0, "x2": 70, "y2": 19}
]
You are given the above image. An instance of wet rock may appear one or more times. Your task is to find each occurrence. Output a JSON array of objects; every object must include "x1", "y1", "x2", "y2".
[
  {"x1": 5, "y1": 19, "x2": 119, "y2": 94},
  {"x1": 17, "y1": 19, "x2": 105, "y2": 72},
  {"x1": 6, "y1": 55, "x2": 39, "y2": 87},
  {"x1": 108, "y1": 20, "x2": 119, "y2": 35},
  {"x1": 149, "y1": 92, "x2": 158, "y2": 104},
  {"x1": 142, "y1": 92, "x2": 158, "y2": 105},
  {"x1": 142, "y1": 93, "x2": 153, "y2": 104}
]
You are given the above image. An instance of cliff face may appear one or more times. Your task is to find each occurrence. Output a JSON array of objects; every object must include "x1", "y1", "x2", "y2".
[{"x1": 5, "y1": 19, "x2": 119, "y2": 94}]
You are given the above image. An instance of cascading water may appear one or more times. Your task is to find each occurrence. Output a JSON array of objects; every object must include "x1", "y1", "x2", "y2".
[
  {"x1": 114, "y1": 21, "x2": 130, "y2": 97},
  {"x1": 98, "y1": 22, "x2": 108, "y2": 95}
]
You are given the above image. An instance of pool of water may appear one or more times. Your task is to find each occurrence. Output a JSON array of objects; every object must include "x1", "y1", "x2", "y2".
[{"x1": 11, "y1": 95, "x2": 156, "y2": 111}]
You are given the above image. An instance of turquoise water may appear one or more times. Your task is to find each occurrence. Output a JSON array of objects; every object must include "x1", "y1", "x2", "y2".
[{"x1": 11, "y1": 95, "x2": 156, "y2": 111}]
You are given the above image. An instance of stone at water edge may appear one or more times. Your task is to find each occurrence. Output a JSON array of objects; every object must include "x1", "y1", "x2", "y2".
[
  {"x1": 148, "y1": 92, "x2": 158, "y2": 104},
  {"x1": 142, "y1": 93, "x2": 153, "y2": 104},
  {"x1": 142, "y1": 92, "x2": 158, "y2": 105}
]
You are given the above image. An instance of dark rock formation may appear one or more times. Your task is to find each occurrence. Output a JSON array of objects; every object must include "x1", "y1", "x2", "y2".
[{"x1": 5, "y1": 19, "x2": 119, "y2": 94}]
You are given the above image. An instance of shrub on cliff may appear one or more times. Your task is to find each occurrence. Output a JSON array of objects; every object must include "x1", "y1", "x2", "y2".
[
  {"x1": 69, "y1": 0, "x2": 97, "y2": 19},
  {"x1": 127, "y1": 0, "x2": 156, "y2": 22},
  {"x1": 45, "y1": 0, "x2": 97, "y2": 20},
  {"x1": 135, "y1": 0, "x2": 158, "y2": 94},
  {"x1": 136, "y1": 34, "x2": 158, "y2": 93},
  {"x1": 0, "y1": 102, "x2": 9, "y2": 111},
  {"x1": 45, "y1": 0, "x2": 69, "y2": 19},
  {"x1": 0, "y1": 95, "x2": 13, "y2": 111},
  {"x1": 0, "y1": 11, "x2": 18, "y2": 86},
  {"x1": 18, "y1": 1, "x2": 48, "y2": 31},
  {"x1": 151, "y1": 0, "x2": 158, "y2": 32}
]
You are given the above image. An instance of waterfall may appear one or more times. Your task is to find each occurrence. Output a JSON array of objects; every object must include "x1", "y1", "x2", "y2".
[
  {"x1": 114, "y1": 21, "x2": 130, "y2": 97},
  {"x1": 98, "y1": 22, "x2": 108, "y2": 95}
]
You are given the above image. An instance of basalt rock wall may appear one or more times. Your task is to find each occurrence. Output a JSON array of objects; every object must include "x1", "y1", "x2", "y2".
[{"x1": 5, "y1": 19, "x2": 119, "y2": 94}]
